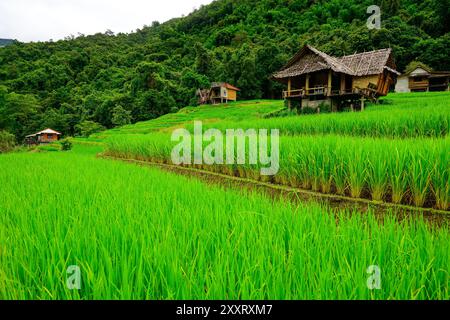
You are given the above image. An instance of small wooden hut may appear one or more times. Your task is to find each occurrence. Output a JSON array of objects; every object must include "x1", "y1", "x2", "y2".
[
  {"x1": 395, "y1": 66, "x2": 450, "y2": 93},
  {"x1": 25, "y1": 128, "x2": 61, "y2": 145},
  {"x1": 272, "y1": 45, "x2": 400, "y2": 111},
  {"x1": 197, "y1": 82, "x2": 240, "y2": 105}
]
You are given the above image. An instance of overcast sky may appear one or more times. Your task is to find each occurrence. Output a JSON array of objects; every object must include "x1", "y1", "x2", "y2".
[{"x1": 0, "y1": 0, "x2": 214, "y2": 42}]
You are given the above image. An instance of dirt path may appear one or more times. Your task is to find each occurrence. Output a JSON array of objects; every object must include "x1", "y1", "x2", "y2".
[{"x1": 100, "y1": 155, "x2": 449, "y2": 225}]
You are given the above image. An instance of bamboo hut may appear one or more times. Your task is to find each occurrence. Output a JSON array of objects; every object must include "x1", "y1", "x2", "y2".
[{"x1": 272, "y1": 45, "x2": 400, "y2": 111}]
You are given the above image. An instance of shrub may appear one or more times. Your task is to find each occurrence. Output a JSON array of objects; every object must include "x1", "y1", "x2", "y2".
[
  {"x1": 319, "y1": 103, "x2": 332, "y2": 113},
  {"x1": 285, "y1": 99, "x2": 301, "y2": 111},
  {"x1": 60, "y1": 139, "x2": 73, "y2": 151},
  {"x1": 0, "y1": 130, "x2": 16, "y2": 153},
  {"x1": 301, "y1": 106, "x2": 317, "y2": 114},
  {"x1": 75, "y1": 121, "x2": 105, "y2": 138}
]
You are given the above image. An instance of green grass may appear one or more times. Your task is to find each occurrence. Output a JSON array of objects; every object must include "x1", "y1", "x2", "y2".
[
  {"x1": 0, "y1": 144, "x2": 448, "y2": 299},
  {"x1": 105, "y1": 134, "x2": 449, "y2": 210},
  {"x1": 91, "y1": 100, "x2": 285, "y2": 139},
  {"x1": 204, "y1": 92, "x2": 450, "y2": 138},
  {"x1": 1, "y1": 92, "x2": 449, "y2": 300},
  {"x1": 102, "y1": 92, "x2": 449, "y2": 210},
  {"x1": 90, "y1": 92, "x2": 450, "y2": 141}
]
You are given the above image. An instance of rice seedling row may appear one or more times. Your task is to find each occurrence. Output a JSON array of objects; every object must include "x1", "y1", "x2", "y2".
[{"x1": 105, "y1": 134, "x2": 449, "y2": 210}]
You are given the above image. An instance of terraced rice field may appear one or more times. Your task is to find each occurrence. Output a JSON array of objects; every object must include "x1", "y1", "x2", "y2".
[
  {"x1": 0, "y1": 145, "x2": 448, "y2": 299},
  {"x1": 104, "y1": 92, "x2": 450, "y2": 211},
  {"x1": 1, "y1": 92, "x2": 449, "y2": 299}
]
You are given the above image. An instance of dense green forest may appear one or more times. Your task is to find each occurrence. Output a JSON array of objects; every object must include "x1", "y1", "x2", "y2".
[{"x1": 0, "y1": 0, "x2": 449, "y2": 141}]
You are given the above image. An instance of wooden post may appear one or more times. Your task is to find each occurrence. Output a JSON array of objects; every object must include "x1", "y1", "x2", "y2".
[
  {"x1": 361, "y1": 97, "x2": 365, "y2": 111},
  {"x1": 340, "y1": 74, "x2": 346, "y2": 94},
  {"x1": 287, "y1": 78, "x2": 292, "y2": 97},
  {"x1": 305, "y1": 74, "x2": 310, "y2": 95},
  {"x1": 327, "y1": 70, "x2": 332, "y2": 96}
]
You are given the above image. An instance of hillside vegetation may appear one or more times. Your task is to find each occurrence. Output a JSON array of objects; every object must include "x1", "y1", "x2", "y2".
[{"x1": 0, "y1": 0, "x2": 449, "y2": 140}]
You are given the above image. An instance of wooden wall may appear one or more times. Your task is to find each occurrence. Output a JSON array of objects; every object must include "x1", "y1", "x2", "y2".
[
  {"x1": 39, "y1": 133, "x2": 59, "y2": 143},
  {"x1": 352, "y1": 75, "x2": 379, "y2": 90},
  {"x1": 227, "y1": 89, "x2": 237, "y2": 101}
]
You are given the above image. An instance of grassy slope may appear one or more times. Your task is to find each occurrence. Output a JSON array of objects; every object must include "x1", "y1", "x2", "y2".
[
  {"x1": 92, "y1": 100, "x2": 285, "y2": 139},
  {"x1": 91, "y1": 91, "x2": 450, "y2": 140},
  {"x1": 208, "y1": 92, "x2": 450, "y2": 138},
  {"x1": 0, "y1": 144, "x2": 448, "y2": 299},
  {"x1": 102, "y1": 92, "x2": 450, "y2": 210}
]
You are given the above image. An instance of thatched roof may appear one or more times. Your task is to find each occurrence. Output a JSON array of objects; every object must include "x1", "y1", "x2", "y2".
[{"x1": 273, "y1": 45, "x2": 400, "y2": 79}]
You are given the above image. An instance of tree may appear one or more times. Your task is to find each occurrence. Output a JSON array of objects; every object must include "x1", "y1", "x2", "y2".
[
  {"x1": 194, "y1": 42, "x2": 212, "y2": 76},
  {"x1": 75, "y1": 121, "x2": 105, "y2": 137},
  {"x1": 112, "y1": 105, "x2": 132, "y2": 126},
  {"x1": 0, "y1": 130, "x2": 16, "y2": 153},
  {"x1": 0, "y1": 0, "x2": 448, "y2": 131},
  {"x1": 0, "y1": 91, "x2": 40, "y2": 140},
  {"x1": 382, "y1": 0, "x2": 400, "y2": 16},
  {"x1": 404, "y1": 61, "x2": 432, "y2": 74}
]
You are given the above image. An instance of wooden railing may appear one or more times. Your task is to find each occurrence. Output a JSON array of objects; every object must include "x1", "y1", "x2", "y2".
[
  {"x1": 283, "y1": 86, "x2": 386, "y2": 99},
  {"x1": 283, "y1": 86, "x2": 331, "y2": 98},
  {"x1": 282, "y1": 89, "x2": 305, "y2": 98},
  {"x1": 409, "y1": 81, "x2": 428, "y2": 90}
]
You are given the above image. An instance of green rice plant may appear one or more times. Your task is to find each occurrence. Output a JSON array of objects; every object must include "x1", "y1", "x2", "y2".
[
  {"x1": 91, "y1": 92, "x2": 449, "y2": 143},
  {"x1": 309, "y1": 150, "x2": 322, "y2": 192},
  {"x1": 346, "y1": 143, "x2": 367, "y2": 199},
  {"x1": 37, "y1": 144, "x2": 61, "y2": 152},
  {"x1": 318, "y1": 143, "x2": 334, "y2": 194},
  {"x1": 203, "y1": 93, "x2": 450, "y2": 139},
  {"x1": 409, "y1": 151, "x2": 432, "y2": 208},
  {"x1": 105, "y1": 134, "x2": 449, "y2": 209},
  {"x1": 297, "y1": 148, "x2": 312, "y2": 190},
  {"x1": 367, "y1": 146, "x2": 389, "y2": 201},
  {"x1": 0, "y1": 145, "x2": 448, "y2": 300},
  {"x1": 331, "y1": 143, "x2": 348, "y2": 196},
  {"x1": 430, "y1": 148, "x2": 450, "y2": 210},
  {"x1": 388, "y1": 147, "x2": 410, "y2": 204}
]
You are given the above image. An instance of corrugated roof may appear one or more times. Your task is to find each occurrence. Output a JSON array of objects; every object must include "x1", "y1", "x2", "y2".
[
  {"x1": 273, "y1": 45, "x2": 399, "y2": 79},
  {"x1": 211, "y1": 82, "x2": 241, "y2": 91}
]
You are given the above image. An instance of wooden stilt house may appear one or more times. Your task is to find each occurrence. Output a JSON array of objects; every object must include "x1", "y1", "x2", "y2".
[
  {"x1": 197, "y1": 82, "x2": 240, "y2": 105},
  {"x1": 395, "y1": 65, "x2": 450, "y2": 93},
  {"x1": 25, "y1": 128, "x2": 62, "y2": 145},
  {"x1": 272, "y1": 45, "x2": 400, "y2": 111}
]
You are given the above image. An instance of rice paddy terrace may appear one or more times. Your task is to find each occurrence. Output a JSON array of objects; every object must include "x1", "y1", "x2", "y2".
[
  {"x1": 104, "y1": 92, "x2": 450, "y2": 212},
  {"x1": 0, "y1": 92, "x2": 449, "y2": 299}
]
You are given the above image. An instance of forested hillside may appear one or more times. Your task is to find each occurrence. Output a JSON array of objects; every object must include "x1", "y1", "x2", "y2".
[
  {"x1": 0, "y1": 39, "x2": 15, "y2": 47},
  {"x1": 0, "y1": 0, "x2": 449, "y2": 140}
]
